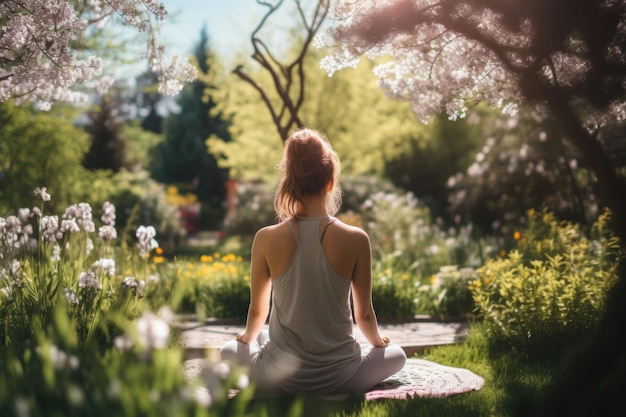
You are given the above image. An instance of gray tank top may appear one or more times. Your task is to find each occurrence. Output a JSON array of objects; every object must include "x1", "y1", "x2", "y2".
[{"x1": 254, "y1": 217, "x2": 362, "y2": 394}]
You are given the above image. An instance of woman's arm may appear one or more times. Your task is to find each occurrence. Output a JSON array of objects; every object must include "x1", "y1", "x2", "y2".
[
  {"x1": 236, "y1": 229, "x2": 272, "y2": 344},
  {"x1": 350, "y1": 230, "x2": 389, "y2": 348}
]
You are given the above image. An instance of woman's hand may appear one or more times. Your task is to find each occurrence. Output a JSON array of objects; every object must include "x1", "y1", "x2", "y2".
[
  {"x1": 236, "y1": 333, "x2": 249, "y2": 344},
  {"x1": 375, "y1": 336, "x2": 390, "y2": 347}
]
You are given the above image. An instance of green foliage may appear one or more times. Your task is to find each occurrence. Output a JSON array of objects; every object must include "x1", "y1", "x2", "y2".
[
  {"x1": 471, "y1": 209, "x2": 621, "y2": 349},
  {"x1": 370, "y1": 253, "x2": 420, "y2": 320},
  {"x1": 0, "y1": 196, "x2": 252, "y2": 416},
  {"x1": 83, "y1": 94, "x2": 129, "y2": 172},
  {"x1": 0, "y1": 101, "x2": 92, "y2": 214},
  {"x1": 124, "y1": 120, "x2": 164, "y2": 169},
  {"x1": 384, "y1": 112, "x2": 483, "y2": 218}
]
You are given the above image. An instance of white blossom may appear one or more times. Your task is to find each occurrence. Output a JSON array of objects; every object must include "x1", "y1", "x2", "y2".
[
  {"x1": 40, "y1": 215, "x2": 59, "y2": 242},
  {"x1": 91, "y1": 258, "x2": 116, "y2": 276},
  {"x1": 101, "y1": 201, "x2": 116, "y2": 226},
  {"x1": 98, "y1": 225, "x2": 117, "y2": 240},
  {"x1": 63, "y1": 203, "x2": 95, "y2": 233},
  {"x1": 78, "y1": 270, "x2": 101, "y2": 290},
  {"x1": 135, "y1": 310, "x2": 170, "y2": 350},
  {"x1": 64, "y1": 288, "x2": 79, "y2": 306},
  {"x1": 0, "y1": 0, "x2": 196, "y2": 105},
  {"x1": 136, "y1": 225, "x2": 158, "y2": 258},
  {"x1": 33, "y1": 187, "x2": 51, "y2": 201}
]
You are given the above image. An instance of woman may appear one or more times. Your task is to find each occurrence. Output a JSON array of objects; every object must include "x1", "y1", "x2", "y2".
[{"x1": 220, "y1": 128, "x2": 406, "y2": 395}]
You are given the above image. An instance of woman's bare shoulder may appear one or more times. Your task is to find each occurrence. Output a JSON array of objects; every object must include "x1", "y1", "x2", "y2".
[
  {"x1": 254, "y1": 221, "x2": 291, "y2": 241},
  {"x1": 331, "y1": 219, "x2": 370, "y2": 243}
]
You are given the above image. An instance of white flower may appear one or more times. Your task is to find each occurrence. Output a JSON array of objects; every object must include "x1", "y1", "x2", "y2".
[
  {"x1": 40, "y1": 215, "x2": 59, "y2": 242},
  {"x1": 136, "y1": 225, "x2": 158, "y2": 258},
  {"x1": 91, "y1": 258, "x2": 115, "y2": 276},
  {"x1": 63, "y1": 203, "x2": 95, "y2": 233},
  {"x1": 51, "y1": 244, "x2": 61, "y2": 262},
  {"x1": 64, "y1": 288, "x2": 79, "y2": 306},
  {"x1": 113, "y1": 335, "x2": 133, "y2": 351},
  {"x1": 78, "y1": 270, "x2": 101, "y2": 290},
  {"x1": 101, "y1": 201, "x2": 116, "y2": 226},
  {"x1": 85, "y1": 238, "x2": 94, "y2": 255},
  {"x1": 34, "y1": 187, "x2": 51, "y2": 201},
  {"x1": 98, "y1": 225, "x2": 117, "y2": 240},
  {"x1": 60, "y1": 219, "x2": 80, "y2": 234},
  {"x1": 135, "y1": 311, "x2": 170, "y2": 350}
]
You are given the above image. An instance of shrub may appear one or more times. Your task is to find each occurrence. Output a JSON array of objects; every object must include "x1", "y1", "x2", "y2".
[
  {"x1": 359, "y1": 188, "x2": 481, "y2": 276},
  {"x1": 422, "y1": 265, "x2": 477, "y2": 319},
  {"x1": 371, "y1": 253, "x2": 420, "y2": 320},
  {"x1": 223, "y1": 181, "x2": 276, "y2": 238},
  {"x1": 471, "y1": 208, "x2": 621, "y2": 349}
]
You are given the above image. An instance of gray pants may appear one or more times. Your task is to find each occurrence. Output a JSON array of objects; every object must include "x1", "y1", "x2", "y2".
[{"x1": 220, "y1": 330, "x2": 406, "y2": 394}]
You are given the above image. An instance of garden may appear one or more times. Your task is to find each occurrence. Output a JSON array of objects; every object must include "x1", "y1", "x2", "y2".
[
  {"x1": 1, "y1": 185, "x2": 621, "y2": 416},
  {"x1": 2, "y1": 1, "x2": 626, "y2": 417}
]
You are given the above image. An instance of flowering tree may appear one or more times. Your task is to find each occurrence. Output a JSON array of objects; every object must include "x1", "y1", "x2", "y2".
[
  {"x1": 323, "y1": 0, "x2": 626, "y2": 236},
  {"x1": 0, "y1": 0, "x2": 196, "y2": 108},
  {"x1": 322, "y1": 0, "x2": 626, "y2": 413}
]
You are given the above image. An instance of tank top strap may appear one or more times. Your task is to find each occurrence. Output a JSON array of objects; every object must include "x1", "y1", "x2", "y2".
[
  {"x1": 285, "y1": 219, "x2": 299, "y2": 244},
  {"x1": 320, "y1": 216, "x2": 338, "y2": 243}
]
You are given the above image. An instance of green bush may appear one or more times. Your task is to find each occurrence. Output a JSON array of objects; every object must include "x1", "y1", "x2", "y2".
[
  {"x1": 471, "y1": 208, "x2": 621, "y2": 348},
  {"x1": 371, "y1": 253, "x2": 420, "y2": 320},
  {"x1": 419, "y1": 265, "x2": 477, "y2": 319}
]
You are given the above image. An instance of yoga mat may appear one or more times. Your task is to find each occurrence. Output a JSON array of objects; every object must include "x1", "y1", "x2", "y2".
[
  {"x1": 184, "y1": 357, "x2": 484, "y2": 402},
  {"x1": 364, "y1": 358, "x2": 485, "y2": 400}
]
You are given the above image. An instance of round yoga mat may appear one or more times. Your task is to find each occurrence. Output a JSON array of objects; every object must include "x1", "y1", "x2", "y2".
[
  {"x1": 184, "y1": 357, "x2": 484, "y2": 401},
  {"x1": 364, "y1": 358, "x2": 485, "y2": 400}
]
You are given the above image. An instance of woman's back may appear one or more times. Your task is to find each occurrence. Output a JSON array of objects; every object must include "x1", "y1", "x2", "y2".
[
  {"x1": 258, "y1": 216, "x2": 370, "y2": 282},
  {"x1": 252, "y1": 217, "x2": 363, "y2": 393}
]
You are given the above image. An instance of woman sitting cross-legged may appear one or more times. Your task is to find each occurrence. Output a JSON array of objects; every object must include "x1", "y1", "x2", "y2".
[{"x1": 220, "y1": 127, "x2": 406, "y2": 395}]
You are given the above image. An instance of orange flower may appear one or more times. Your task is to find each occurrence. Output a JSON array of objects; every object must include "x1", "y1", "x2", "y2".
[{"x1": 513, "y1": 231, "x2": 521, "y2": 240}]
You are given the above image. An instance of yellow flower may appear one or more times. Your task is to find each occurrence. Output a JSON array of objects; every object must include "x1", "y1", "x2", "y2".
[
  {"x1": 200, "y1": 255, "x2": 213, "y2": 263},
  {"x1": 152, "y1": 256, "x2": 165, "y2": 264},
  {"x1": 402, "y1": 273, "x2": 409, "y2": 281}
]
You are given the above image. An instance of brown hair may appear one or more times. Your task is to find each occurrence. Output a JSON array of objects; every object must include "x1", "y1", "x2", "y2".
[{"x1": 274, "y1": 128, "x2": 342, "y2": 221}]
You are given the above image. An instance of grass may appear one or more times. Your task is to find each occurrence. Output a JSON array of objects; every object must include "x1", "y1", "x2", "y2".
[{"x1": 242, "y1": 323, "x2": 563, "y2": 417}]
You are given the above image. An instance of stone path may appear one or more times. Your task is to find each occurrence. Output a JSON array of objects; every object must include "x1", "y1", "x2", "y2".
[{"x1": 177, "y1": 317, "x2": 470, "y2": 358}]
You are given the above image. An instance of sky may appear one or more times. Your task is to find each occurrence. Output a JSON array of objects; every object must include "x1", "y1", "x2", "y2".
[{"x1": 159, "y1": 1, "x2": 284, "y2": 63}]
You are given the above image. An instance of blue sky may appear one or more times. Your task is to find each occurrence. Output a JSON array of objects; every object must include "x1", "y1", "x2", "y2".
[{"x1": 160, "y1": 1, "x2": 272, "y2": 61}]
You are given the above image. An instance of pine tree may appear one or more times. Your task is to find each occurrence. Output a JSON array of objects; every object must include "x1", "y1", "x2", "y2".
[
  {"x1": 83, "y1": 94, "x2": 128, "y2": 172},
  {"x1": 151, "y1": 26, "x2": 231, "y2": 229}
]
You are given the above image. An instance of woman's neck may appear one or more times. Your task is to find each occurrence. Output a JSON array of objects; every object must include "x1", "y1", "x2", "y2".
[{"x1": 300, "y1": 193, "x2": 328, "y2": 218}]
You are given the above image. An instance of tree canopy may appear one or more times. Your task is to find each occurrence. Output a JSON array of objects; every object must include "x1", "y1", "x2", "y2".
[{"x1": 0, "y1": 0, "x2": 196, "y2": 107}]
